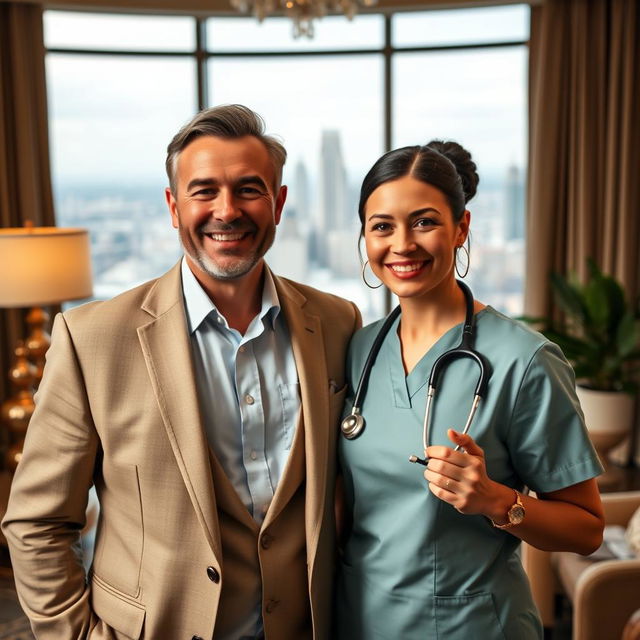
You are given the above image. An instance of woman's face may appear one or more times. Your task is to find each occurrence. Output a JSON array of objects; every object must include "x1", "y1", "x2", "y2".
[{"x1": 363, "y1": 175, "x2": 469, "y2": 301}]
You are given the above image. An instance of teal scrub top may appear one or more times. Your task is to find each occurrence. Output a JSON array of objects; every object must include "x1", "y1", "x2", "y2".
[{"x1": 336, "y1": 307, "x2": 603, "y2": 640}]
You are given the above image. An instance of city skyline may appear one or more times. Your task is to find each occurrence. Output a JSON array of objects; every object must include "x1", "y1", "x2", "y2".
[{"x1": 55, "y1": 127, "x2": 525, "y2": 322}]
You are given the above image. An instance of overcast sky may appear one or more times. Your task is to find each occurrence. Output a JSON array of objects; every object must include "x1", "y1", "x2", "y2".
[{"x1": 44, "y1": 5, "x2": 528, "y2": 188}]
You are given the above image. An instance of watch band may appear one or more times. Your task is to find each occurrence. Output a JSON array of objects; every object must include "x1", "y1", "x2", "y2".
[{"x1": 491, "y1": 490, "x2": 525, "y2": 529}]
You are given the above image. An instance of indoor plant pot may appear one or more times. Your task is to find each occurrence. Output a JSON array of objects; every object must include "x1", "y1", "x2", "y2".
[
  {"x1": 575, "y1": 386, "x2": 635, "y2": 485},
  {"x1": 522, "y1": 259, "x2": 640, "y2": 484}
]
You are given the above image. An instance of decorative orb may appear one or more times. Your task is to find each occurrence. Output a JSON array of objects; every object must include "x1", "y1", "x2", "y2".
[
  {"x1": 1, "y1": 392, "x2": 35, "y2": 436},
  {"x1": 5, "y1": 439, "x2": 24, "y2": 473},
  {"x1": 7, "y1": 343, "x2": 36, "y2": 391}
]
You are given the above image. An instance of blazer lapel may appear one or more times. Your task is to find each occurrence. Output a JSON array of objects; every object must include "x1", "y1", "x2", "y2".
[
  {"x1": 137, "y1": 262, "x2": 222, "y2": 562},
  {"x1": 273, "y1": 275, "x2": 330, "y2": 562}
]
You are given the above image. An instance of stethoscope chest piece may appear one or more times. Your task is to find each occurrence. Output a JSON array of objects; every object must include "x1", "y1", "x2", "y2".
[{"x1": 341, "y1": 411, "x2": 365, "y2": 440}]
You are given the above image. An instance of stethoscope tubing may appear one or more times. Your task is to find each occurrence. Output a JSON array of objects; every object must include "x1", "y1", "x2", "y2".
[
  {"x1": 341, "y1": 281, "x2": 491, "y2": 460},
  {"x1": 340, "y1": 305, "x2": 401, "y2": 440}
]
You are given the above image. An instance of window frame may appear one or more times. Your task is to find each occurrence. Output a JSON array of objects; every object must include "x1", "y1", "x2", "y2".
[{"x1": 45, "y1": 7, "x2": 529, "y2": 312}]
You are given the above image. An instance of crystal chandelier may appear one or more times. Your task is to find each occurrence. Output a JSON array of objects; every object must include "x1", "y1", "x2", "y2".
[{"x1": 230, "y1": 0, "x2": 378, "y2": 39}]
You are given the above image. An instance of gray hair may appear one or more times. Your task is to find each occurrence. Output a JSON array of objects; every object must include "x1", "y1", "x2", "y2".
[{"x1": 165, "y1": 104, "x2": 287, "y2": 194}]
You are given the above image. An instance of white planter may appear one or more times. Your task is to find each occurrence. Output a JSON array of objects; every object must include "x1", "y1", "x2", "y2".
[{"x1": 576, "y1": 386, "x2": 636, "y2": 486}]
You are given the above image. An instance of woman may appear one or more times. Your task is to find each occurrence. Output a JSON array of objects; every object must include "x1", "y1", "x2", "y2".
[{"x1": 335, "y1": 141, "x2": 604, "y2": 639}]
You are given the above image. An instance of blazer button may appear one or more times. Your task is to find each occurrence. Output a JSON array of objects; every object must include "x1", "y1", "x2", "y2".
[
  {"x1": 206, "y1": 566, "x2": 220, "y2": 583},
  {"x1": 260, "y1": 533, "x2": 273, "y2": 549}
]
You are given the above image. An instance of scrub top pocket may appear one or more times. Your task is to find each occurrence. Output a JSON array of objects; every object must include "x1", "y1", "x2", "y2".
[
  {"x1": 434, "y1": 592, "x2": 506, "y2": 640},
  {"x1": 336, "y1": 562, "x2": 432, "y2": 640}
]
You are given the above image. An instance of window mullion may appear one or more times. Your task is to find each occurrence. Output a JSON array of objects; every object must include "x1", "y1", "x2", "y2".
[{"x1": 196, "y1": 17, "x2": 207, "y2": 110}]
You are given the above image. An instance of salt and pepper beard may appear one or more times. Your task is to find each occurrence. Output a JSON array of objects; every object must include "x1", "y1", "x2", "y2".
[{"x1": 178, "y1": 219, "x2": 276, "y2": 281}]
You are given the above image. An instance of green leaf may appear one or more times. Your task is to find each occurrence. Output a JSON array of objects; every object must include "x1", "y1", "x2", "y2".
[
  {"x1": 586, "y1": 257, "x2": 600, "y2": 280},
  {"x1": 550, "y1": 272, "x2": 588, "y2": 325},
  {"x1": 601, "y1": 275, "x2": 627, "y2": 333},
  {"x1": 530, "y1": 258, "x2": 640, "y2": 390},
  {"x1": 584, "y1": 278, "x2": 609, "y2": 338},
  {"x1": 585, "y1": 259, "x2": 627, "y2": 336},
  {"x1": 617, "y1": 314, "x2": 640, "y2": 358},
  {"x1": 542, "y1": 330, "x2": 591, "y2": 361}
]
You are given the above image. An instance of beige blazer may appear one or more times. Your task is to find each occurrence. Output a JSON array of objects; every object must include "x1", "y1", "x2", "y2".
[{"x1": 2, "y1": 262, "x2": 361, "y2": 640}]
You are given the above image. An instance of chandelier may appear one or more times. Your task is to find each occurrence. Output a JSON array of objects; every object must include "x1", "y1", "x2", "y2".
[{"x1": 230, "y1": 0, "x2": 378, "y2": 39}]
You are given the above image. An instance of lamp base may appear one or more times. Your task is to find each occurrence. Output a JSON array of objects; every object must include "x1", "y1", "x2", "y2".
[
  {"x1": 0, "y1": 342, "x2": 36, "y2": 473},
  {"x1": 25, "y1": 306, "x2": 50, "y2": 386}
]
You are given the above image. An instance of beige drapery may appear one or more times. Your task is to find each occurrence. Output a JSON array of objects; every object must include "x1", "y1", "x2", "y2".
[
  {"x1": 526, "y1": 0, "x2": 640, "y2": 317},
  {"x1": 526, "y1": 0, "x2": 640, "y2": 462},
  {"x1": 0, "y1": 2, "x2": 55, "y2": 404}
]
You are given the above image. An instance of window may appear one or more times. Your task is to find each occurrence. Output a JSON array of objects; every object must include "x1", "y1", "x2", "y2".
[
  {"x1": 393, "y1": 47, "x2": 527, "y2": 312},
  {"x1": 45, "y1": 13, "x2": 196, "y2": 300},
  {"x1": 45, "y1": 5, "x2": 528, "y2": 319}
]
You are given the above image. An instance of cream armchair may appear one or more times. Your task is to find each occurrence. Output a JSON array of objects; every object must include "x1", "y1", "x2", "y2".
[{"x1": 522, "y1": 491, "x2": 640, "y2": 640}]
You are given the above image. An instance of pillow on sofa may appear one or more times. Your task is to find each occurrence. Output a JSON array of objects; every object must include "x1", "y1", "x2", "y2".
[
  {"x1": 589, "y1": 525, "x2": 634, "y2": 560},
  {"x1": 626, "y1": 505, "x2": 640, "y2": 556}
]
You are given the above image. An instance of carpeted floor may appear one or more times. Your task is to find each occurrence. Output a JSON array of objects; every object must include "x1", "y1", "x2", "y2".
[{"x1": 0, "y1": 570, "x2": 33, "y2": 640}]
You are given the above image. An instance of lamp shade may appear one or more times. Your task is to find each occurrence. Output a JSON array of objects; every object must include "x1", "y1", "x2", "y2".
[{"x1": 0, "y1": 227, "x2": 93, "y2": 307}]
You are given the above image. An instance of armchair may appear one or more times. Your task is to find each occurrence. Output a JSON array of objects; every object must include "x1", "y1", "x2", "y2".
[{"x1": 522, "y1": 491, "x2": 640, "y2": 640}]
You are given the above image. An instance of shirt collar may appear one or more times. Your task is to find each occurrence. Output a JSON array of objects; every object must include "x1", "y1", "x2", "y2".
[{"x1": 180, "y1": 257, "x2": 281, "y2": 334}]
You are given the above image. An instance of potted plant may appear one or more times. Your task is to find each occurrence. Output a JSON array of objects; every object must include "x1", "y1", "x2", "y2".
[{"x1": 521, "y1": 259, "x2": 640, "y2": 483}]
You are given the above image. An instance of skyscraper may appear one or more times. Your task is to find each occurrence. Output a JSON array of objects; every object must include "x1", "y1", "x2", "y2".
[
  {"x1": 505, "y1": 163, "x2": 525, "y2": 241},
  {"x1": 314, "y1": 130, "x2": 350, "y2": 267}
]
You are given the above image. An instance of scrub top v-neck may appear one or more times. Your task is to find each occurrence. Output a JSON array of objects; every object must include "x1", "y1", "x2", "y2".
[{"x1": 336, "y1": 307, "x2": 602, "y2": 640}]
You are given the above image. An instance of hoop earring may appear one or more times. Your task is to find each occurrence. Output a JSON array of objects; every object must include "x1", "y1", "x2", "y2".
[
  {"x1": 361, "y1": 260, "x2": 383, "y2": 289},
  {"x1": 455, "y1": 245, "x2": 470, "y2": 279}
]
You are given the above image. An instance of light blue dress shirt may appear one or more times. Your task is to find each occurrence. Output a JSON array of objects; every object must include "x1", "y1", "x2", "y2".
[
  {"x1": 181, "y1": 258, "x2": 300, "y2": 523},
  {"x1": 181, "y1": 258, "x2": 300, "y2": 640}
]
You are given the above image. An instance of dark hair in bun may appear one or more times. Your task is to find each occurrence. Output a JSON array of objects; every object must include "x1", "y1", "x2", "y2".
[{"x1": 358, "y1": 140, "x2": 479, "y2": 227}]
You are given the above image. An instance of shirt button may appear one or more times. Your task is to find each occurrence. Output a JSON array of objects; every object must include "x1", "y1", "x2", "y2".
[
  {"x1": 245, "y1": 394, "x2": 255, "y2": 405},
  {"x1": 261, "y1": 533, "x2": 273, "y2": 549},
  {"x1": 265, "y1": 599, "x2": 279, "y2": 614},
  {"x1": 250, "y1": 450, "x2": 257, "y2": 460},
  {"x1": 206, "y1": 566, "x2": 220, "y2": 583},
  {"x1": 217, "y1": 316, "x2": 223, "y2": 324}
]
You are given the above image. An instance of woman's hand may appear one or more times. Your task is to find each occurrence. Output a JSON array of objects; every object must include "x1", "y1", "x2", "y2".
[
  {"x1": 425, "y1": 430, "x2": 604, "y2": 552},
  {"x1": 424, "y1": 428, "x2": 513, "y2": 520}
]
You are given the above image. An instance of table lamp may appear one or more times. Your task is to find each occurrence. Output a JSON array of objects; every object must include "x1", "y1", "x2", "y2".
[{"x1": 0, "y1": 224, "x2": 93, "y2": 470}]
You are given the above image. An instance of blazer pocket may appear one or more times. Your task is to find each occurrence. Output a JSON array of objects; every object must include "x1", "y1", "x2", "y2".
[
  {"x1": 279, "y1": 382, "x2": 301, "y2": 450},
  {"x1": 329, "y1": 384, "x2": 348, "y2": 417},
  {"x1": 93, "y1": 464, "x2": 144, "y2": 597},
  {"x1": 90, "y1": 574, "x2": 146, "y2": 640}
]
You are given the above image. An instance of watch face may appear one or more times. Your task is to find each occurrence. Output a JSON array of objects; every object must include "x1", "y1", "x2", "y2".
[{"x1": 510, "y1": 505, "x2": 525, "y2": 525}]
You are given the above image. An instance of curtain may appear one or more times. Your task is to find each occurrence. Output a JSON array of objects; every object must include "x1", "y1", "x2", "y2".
[
  {"x1": 0, "y1": 2, "x2": 54, "y2": 404},
  {"x1": 526, "y1": 0, "x2": 640, "y2": 315},
  {"x1": 526, "y1": 0, "x2": 640, "y2": 461}
]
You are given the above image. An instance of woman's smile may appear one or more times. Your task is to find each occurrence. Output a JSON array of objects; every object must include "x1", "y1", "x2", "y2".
[{"x1": 385, "y1": 260, "x2": 431, "y2": 278}]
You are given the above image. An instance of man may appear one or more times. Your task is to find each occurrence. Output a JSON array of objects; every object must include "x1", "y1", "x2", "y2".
[{"x1": 3, "y1": 104, "x2": 361, "y2": 640}]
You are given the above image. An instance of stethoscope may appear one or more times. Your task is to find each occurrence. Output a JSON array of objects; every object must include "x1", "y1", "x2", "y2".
[{"x1": 341, "y1": 280, "x2": 491, "y2": 466}]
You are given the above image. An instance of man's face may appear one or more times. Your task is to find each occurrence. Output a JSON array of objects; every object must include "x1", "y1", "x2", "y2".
[{"x1": 166, "y1": 135, "x2": 286, "y2": 283}]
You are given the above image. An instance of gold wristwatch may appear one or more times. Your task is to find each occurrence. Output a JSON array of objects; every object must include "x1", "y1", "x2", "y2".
[{"x1": 491, "y1": 490, "x2": 525, "y2": 529}]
